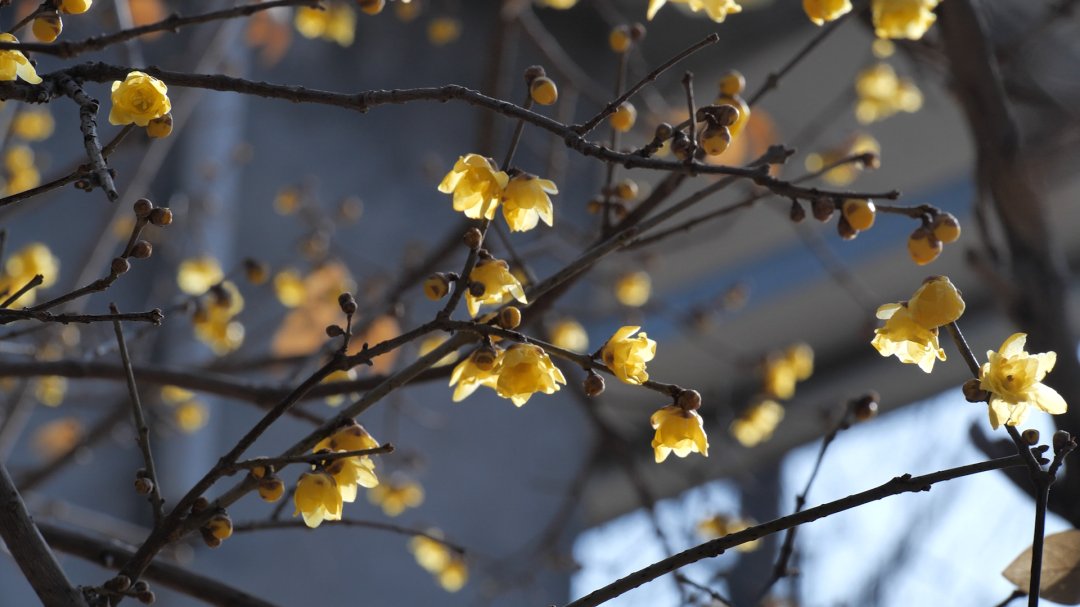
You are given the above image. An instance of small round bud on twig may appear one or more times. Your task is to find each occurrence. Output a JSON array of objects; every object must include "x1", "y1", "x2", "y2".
[
  {"x1": 149, "y1": 207, "x2": 173, "y2": 226},
  {"x1": 463, "y1": 227, "x2": 483, "y2": 249},
  {"x1": 357, "y1": 0, "x2": 386, "y2": 15},
  {"x1": 472, "y1": 344, "x2": 499, "y2": 371},
  {"x1": 104, "y1": 575, "x2": 131, "y2": 592},
  {"x1": 523, "y1": 65, "x2": 546, "y2": 85},
  {"x1": 530, "y1": 76, "x2": 559, "y2": 106},
  {"x1": 326, "y1": 324, "x2": 345, "y2": 338},
  {"x1": 498, "y1": 306, "x2": 522, "y2": 329},
  {"x1": 338, "y1": 292, "x2": 357, "y2": 315},
  {"x1": 206, "y1": 512, "x2": 233, "y2": 540},
  {"x1": 137, "y1": 591, "x2": 156, "y2": 605},
  {"x1": 258, "y1": 474, "x2": 285, "y2": 503},
  {"x1": 853, "y1": 392, "x2": 879, "y2": 421},
  {"x1": 468, "y1": 281, "x2": 486, "y2": 297},
  {"x1": 243, "y1": 258, "x2": 269, "y2": 284},
  {"x1": 190, "y1": 497, "x2": 210, "y2": 513},
  {"x1": 130, "y1": 240, "x2": 153, "y2": 259},
  {"x1": 629, "y1": 23, "x2": 646, "y2": 40},
  {"x1": 111, "y1": 257, "x2": 131, "y2": 276},
  {"x1": 583, "y1": 372, "x2": 605, "y2": 397},
  {"x1": 962, "y1": 378, "x2": 990, "y2": 403},
  {"x1": 1021, "y1": 429, "x2": 1040, "y2": 446},
  {"x1": 132, "y1": 581, "x2": 150, "y2": 594},
  {"x1": 134, "y1": 476, "x2": 154, "y2": 495},
  {"x1": 837, "y1": 215, "x2": 858, "y2": 240},
  {"x1": 133, "y1": 198, "x2": 153, "y2": 217},
  {"x1": 811, "y1": 197, "x2": 835, "y2": 222},
  {"x1": 1053, "y1": 430, "x2": 1073, "y2": 453},
  {"x1": 609, "y1": 26, "x2": 631, "y2": 53},
  {"x1": 789, "y1": 200, "x2": 806, "y2": 223},
  {"x1": 676, "y1": 389, "x2": 702, "y2": 411},
  {"x1": 423, "y1": 273, "x2": 452, "y2": 301},
  {"x1": 654, "y1": 123, "x2": 674, "y2": 141},
  {"x1": 615, "y1": 179, "x2": 639, "y2": 201},
  {"x1": 200, "y1": 527, "x2": 222, "y2": 548}
]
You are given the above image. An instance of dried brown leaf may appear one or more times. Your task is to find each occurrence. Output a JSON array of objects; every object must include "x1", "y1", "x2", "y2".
[{"x1": 1003, "y1": 529, "x2": 1080, "y2": 604}]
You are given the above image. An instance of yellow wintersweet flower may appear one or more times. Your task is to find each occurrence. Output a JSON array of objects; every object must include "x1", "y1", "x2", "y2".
[
  {"x1": 427, "y1": 17, "x2": 462, "y2": 46},
  {"x1": 549, "y1": 318, "x2": 589, "y2": 353},
  {"x1": 438, "y1": 154, "x2": 509, "y2": 220},
  {"x1": 295, "y1": 3, "x2": 356, "y2": 46},
  {"x1": 730, "y1": 399, "x2": 784, "y2": 447},
  {"x1": 193, "y1": 281, "x2": 245, "y2": 355},
  {"x1": 174, "y1": 401, "x2": 209, "y2": 433},
  {"x1": 871, "y1": 305, "x2": 943, "y2": 372},
  {"x1": 32, "y1": 417, "x2": 83, "y2": 460},
  {"x1": 314, "y1": 421, "x2": 381, "y2": 500},
  {"x1": 980, "y1": 333, "x2": 1067, "y2": 430},
  {"x1": 449, "y1": 348, "x2": 501, "y2": 401},
  {"x1": 12, "y1": 108, "x2": 54, "y2": 141},
  {"x1": 317, "y1": 420, "x2": 380, "y2": 452},
  {"x1": 600, "y1": 326, "x2": 656, "y2": 385},
  {"x1": 615, "y1": 271, "x2": 651, "y2": 307},
  {"x1": 35, "y1": 376, "x2": 67, "y2": 407},
  {"x1": 367, "y1": 477, "x2": 424, "y2": 516},
  {"x1": 411, "y1": 532, "x2": 452, "y2": 572},
  {"x1": 0, "y1": 34, "x2": 43, "y2": 84},
  {"x1": 495, "y1": 343, "x2": 566, "y2": 406},
  {"x1": 697, "y1": 515, "x2": 760, "y2": 551},
  {"x1": 501, "y1": 173, "x2": 557, "y2": 232},
  {"x1": 803, "y1": 0, "x2": 851, "y2": 25},
  {"x1": 5, "y1": 145, "x2": 34, "y2": 172},
  {"x1": 647, "y1": 0, "x2": 741, "y2": 22},
  {"x1": 109, "y1": 71, "x2": 171, "y2": 127},
  {"x1": 465, "y1": 257, "x2": 527, "y2": 317},
  {"x1": 177, "y1": 255, "x2": 224, "y2": 294},
  {"x1": 293, "y1": 470, "x2": 343, "y2": 528},
  {"x1": 273, "y1": 269, "x2": 306, "y2": 307},
  {"x1": 0, "y1": 242, "x2": 59, "y2": 306},
  {"x1": 438, "y1": 556, "x2": 468, "y2": 592},
  {"x1": 650, "y1": 404, "x2": 709, "y2": 463},
  {"x1": 871, "y1": 0, "x2": 939, "y2": 40},
  {"x1": 762, "y1": 343, "x2": 814, "y2": 400},
  {"x1": 855, "y1": 62, "x2": 923, "y2": 124},
  {"x1": 871, "y1": 276, "x2": 964, "y2": 373}
]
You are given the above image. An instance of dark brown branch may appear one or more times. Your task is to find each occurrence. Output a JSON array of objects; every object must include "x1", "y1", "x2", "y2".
[
  {"x1": 0, "y1": 462, "x2": 89, "y2": 607},
  {"x1": 110, "y1": 304, "x2": 165, "y2": 523},
  {"x1": 564, "y1": 454, "x2": 1028, "y2": 607},
  {"x1": 0, "y1": 307, "x2": 163, "y2": 325},
  {"x1": 232, "y1": 519, "x2": 466, "y2": 555},
  {"x1": 0, "y1": 273, "x2": 43, "y2": 308},
  {"x1": 55, "y1": 74, "x2": 118, "y2": 201},
  {"x1": 225, "y1": 444, "x2": 395, "y2": 475}
]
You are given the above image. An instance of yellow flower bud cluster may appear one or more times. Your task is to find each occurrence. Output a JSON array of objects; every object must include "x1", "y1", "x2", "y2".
[
  {"x1": 855, "y1": 62, "x2": 923, "y2": 124},
  {"x1": 161, "y1": 385, "x2": 209, "y2": 433},
  {"x1": 438, "y1": 154, "x2": 559, "y2": 233},
  {"x1": 871, "y1": 0, "x2": 940, "y2": 40},
  {"x1": 803, "y1": 0, "x2": 852, "y2": 26},
  {"x1": 410, "y1": 531, "x2": 468, "y2": 592},
  {"x1": 761, "y1": 343, "x2": 814, "y2": 401},
  {"x1": 907, "y1": 212, "x2": 960, "y2": 266},
  {"x1": 730, "y1": 399, "x2": 784, "y2": 447},
  {"x1": 295, "y1": 421, "x2": 382, "y2": 528},
  {"x1": 294, "y1": 3, "x2": 356, "y2": 47}
]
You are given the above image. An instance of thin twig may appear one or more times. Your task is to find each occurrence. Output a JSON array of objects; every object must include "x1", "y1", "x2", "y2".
[
  {"x1": 56, "y1": 75, "x2": 118, "y2": 201},
  {"x1": 0, "y1": 274, "x2": 42, "y2": 308},
  {"x1": 111, "y1": 303, "x2": 165, "y2": 523},
  {"x1": 232, "y1": 519, "x2": 466, "y2": 554},
  {"x1": 226, "y1": 444, "x2": 395, "y2": 475},
  {"x1": 0, "y1": 306, "x2": 162, "y2": 325}
]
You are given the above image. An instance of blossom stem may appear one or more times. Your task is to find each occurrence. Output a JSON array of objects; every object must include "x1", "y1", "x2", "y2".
[
  {"x1": 1029, "y1": 480, "x2": 1050, "y2": 607},
  {"x1": 501, "y1": 94, "x2": 533, "y2": 170},
  {"x1": 944, "y1": 321, "x2": 982, "y2": 376},
  {"x1": 681, "y1": 72, "x2": 697, "y2": 164}
]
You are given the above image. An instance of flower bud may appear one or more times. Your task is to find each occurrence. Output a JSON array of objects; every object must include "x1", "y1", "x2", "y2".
[
  {"x1": 146, "y1": 113, "x2": 173, "y2": 139},
  {"x1": 498, "y1": 306, "x2": 522, "y2": 329},
  {"x1": 1021, "y1": 429, "x2": 1040, "y2": 446},
  {"x1": 837, "y1": 215, "x2": 857, "y2": 240},
  {"x1": 206, "y1": 512, "x2": 233, "y2": 540},
  {"x1": 111, "y1": 257, "x2": 131, "y2": 275},
  {"x1": 610, "y1": 102, "x2": 637, "y2": 133},
  {"x1": 472, "y1": 344, "x2": 498, "y2": 371},
  {"x1": 243, "y1": 258, "x2": 268, "y2": 284},
  {"x1": 134, "y1": 476, "x2": 154, "y2": 495},
  {"x1": 133, "y1": 198, "x2": 153, "y2": 218},
  {"x1": 191, "y1": 496, "x2": 210, "y2": 513},
  {"x1": 700, "y1": 125, "x2": 731, "y2": 156},
  {"x1": 529, "y1": 76, "x2": 558, "y2": 106},
  {"x1": 132, "y1": 581, "x2": 150, "y2": 594},
  {"x1": 1053, "y1": 430, "x2": 1074, "y2": 453},
  {"x1": 423, "y1": 273, "x2": 452, "y2": 301},
  {"x1": 258, "y1": 474, "x2": 285, "y2": 502},
  {"x1": 148, "y1": 207, "x2": 172, "y2": 226},
  {"x1": 677, "y1": 389, "x2": 702, "y2": 411},
  {"x1": 137, "y1": 591, "x2": 156, "y2": 605},
  {"x1": 907, "y1": 226, "x2": 942, "y2": 266},
  {"x1": 654, "y1": 122, "x2": 673, "y2": 140},
  {"x1": 523, "y1": 65, "x2": 546, "y2": 84},
  {"x1": 463, "y1": 227, "x2": 483, "y2": 249},
  {"x1": 614, "y1": 179, "x2": 639, "y2": 201},
  {"x1": 130, "y1": 240, "x2": 153, "y2": 259},
  {"x1": 104, "y1": 575, "x2": 132, "y2": 592},
  {"x1": 357, "y1": 0, "x2": 386, "y2": 15},
  {"x1": 853, "y1": 392, "x2": 879, "y2": 421},
  {"x1": 325, "y1": 324, "x2": 345, "y2": 337},
  {"x1": 200, "y1": 527, "x2": 222, "y2": 548},
  {"x1": 811, "y1": 197, "x2": 835, "y2": 222},
  {"x1": 629, "y1": 23, "x2": 646, "y2": 40},
  {"x1": 718, "y1": 70, "x2": 745, "y2": 97},
  {"x1": 583, "y1": 372, "x2": 605, "y2": 397},
  {"x1": 931, "y1": 212, "x2": 961, "y2": 244},
  {"x1": 842, "y1": 199, "x2": 876, "y2": 231},
  {"x1": 962, "y1": 378, "x2": 990, "y2": 403},
  {"x1": 789, "y1": 200, "x2": 806, "y2": 223},
  {"x1": 31, "y1": 12, "x2": 62, "y2": 43},
  {"x1": 338, "y1": 292, "x2": 357, "y2": 315},
  {"x1": 609, "y1": 26, "x2": 631, "y2": 52}
]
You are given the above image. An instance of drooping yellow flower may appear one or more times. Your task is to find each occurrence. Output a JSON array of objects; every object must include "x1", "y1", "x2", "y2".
[
  {"x1": 0, "y1": 242, "x2": 59, "y2": 306},
  {"x1": 465, "y1": 257, "x2": 527, "y2": 317},
  {"x1": 437, "y1": 556, "x2": 468, "y2": 592},
  {"x1": 438, "y1": 154, "x2": 509, "y2": 220},
  {"x1": 0, "y1": 34, "x2": 43, "y2": 84},
  {"x1": 314, "y1": 421, "x2": 381, "y2": 500},
  {"x1": 177, "y1": 255, "x2": 224, "y2": 294},
  {"x1": 647, "y1": 0, "x2": 742, "y2": 22},
  {"x1": 501, "y1": 173, "x2": 557, "y2": 232},
  {"x1": 871, "y1": 305, "x2": 944, "y2": 373},
  {"x1": 730, "y1": 399, "x2": 784, "y2": 447},
  {"x1": 980, "y1": 333, "x2": 1067, "y2": 430},
  {"x1": 855, "y1": 62, "x2": 923, "y2": 124},
  {"x1": 650, "y1": 405, "x2": 709, "y2": 463},
  {"x1": 762, "y1": 343, "x2": 814, "y2": 400},
  {"x1": 411, "y1": 532, "x2": 452, "y2": 572},
  {"x1": 109, "y1": 71, "x2": 171, "y2": 127},
  {"x1": 697, "y1": 514, "x2": 760, "y2": 551},
  {"x1": 615, "y1": 271, "x2": 651, "y2": 307},
  {"x1": 871, "y1": 0, "x2": 940, "y2": 40},
  {"x1": 367, "y1": 477, "x2": 424, "y2": 516},
  {"x1": 871, "y1": 276, "x2": 964, "y2": 373},
  {"x1": 449, "y1": 348, "x2": 501, "y2": 401},
  {"x1": 193, "y1": 281, "x2": 245, "y2": 355},
  {"x1": 12, "y1": 108, "x2": 54, "y2": 141},
  {"x1": 549, "y1": 318, "x2": 589, "y2": 352},
  {"x1": 293, "y1": 470, "x2": 343, "y2": 528},
  {"x1": 601, "y1": 326, "x2": 656, "y2": 385},
  {"x1": 495, "y1": 344, "x2": 566, "y2": 406},
  {"x1": 803, "y1": 0, "x2": 852, "y2": 25}
]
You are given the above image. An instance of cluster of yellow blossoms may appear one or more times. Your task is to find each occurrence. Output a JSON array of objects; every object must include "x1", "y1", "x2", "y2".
[
  {"x1": 193, "y1": 281, "x2": 245, "y2": 355},
  {"x1": 292, "y1": 421, "x2": 382, "y2": 528},
  {"x1": 410, "y1": 532, "x2": 468, "y2": 592},
  {"x1": 450, "y1": 342, "x2": 566, "y2": 406},
  {"x1": 368, "y1": 476, "x2": 424, "y2": 517},
  {"x1": 295, "y1": 3, "x2": 356, "y2": 46},
  {"x1": 804, "y1": 0, "x2": 941, "y2": 40},
  {"x1": 0, "y1": 242, "x2": 59, "y2": 306},
  {"x1": 4, "y1": 145, "x2": 41, "y2": 195},
  {"x1": 855, "y1": 62, "x2": 923, "y2": 124},
  {"x1": 109, "y1": 71, "x2": 173, "y2": 138},
  {"x1": 438, "y1": 154, "x2": 558, "y2": 233},
  {"x1": 729, "y1": 344, "x2": 813, "y2": 448},
  {"x1": 872, "y1": 276, "x2": 1067, "y2": 430},
  {"x1": 805, "y1": 133, "x2": 880, "y2": 187},
  {"x1": 0, "y1": 34, "x2": 42, "y2": 84},
  {"x1": 161, "y1": 386, "x2": 209, "y2": 433},
  {"x1": 647, "y1": 0, "x2": 742, "y2": 23}
]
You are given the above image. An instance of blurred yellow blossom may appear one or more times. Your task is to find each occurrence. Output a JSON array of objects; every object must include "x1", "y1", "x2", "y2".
[
  {"x1": 855, "y1": 62, "x2": 923, "y2": 124},
  {"x1": 427, "y1": 17, "x2": 461, "y2": 45},
  {"x1": 804, "y1": 133, "x2": 880, "y2": 186},
  {"x1": 980, "y1": 333, "x2": 1067, "y2": 430},
  {"x1": 762, "y1": 343, "x2": 814, "y2": 400},
  {"x1": 177, "y1": 256, "x2": 224, "y2": 295},
  {"x1": 437, "y1": 557, "x2": 468, "y2": 592},
  {"x1": 273, "y1": 269, "x2": 306, "y2": 307},
  {"x1": 419, "y1": 335, "x2": 459, "y2": 367},
  {"x1": 495, "y1": 344, "x2": 565, "y2": 406},
  {"x1": 549, "y1": 319, "x2": 589, "y2": 353},
  {"x1": 109, "y1": 71, "x2": 171, "y2": 127},
  {"x1": 871, "y1": 0, "x2": 939, "y2": 39},
  {"x1": 193, "y1": 281, "x2": 245, "y2": 355},
  {"x1": 501, "y1": 173, "x2": 557, "y2": 232},
  {"x1": 174, "y1": 401, "x2": 209, "y2": 433},
  {"x1": 59, "y1": 0, "x2": 92, "y2": 14},
  {"x1": 295, "y1": 3, "x2": 356, "y2": 46},
  {"x1": 615, "y1": 271, "x2": 651, "y2": 307},
  {"x1": 538, "y1": 0, "x2": 578, "y2": 7},
  {"x1": 314, "y1": 421, "x2": 381, "y2": 501},
  {"x1": 803, "y1": 0, "x2": 851, "y2": 25},
  {"x1": 730, "y1": 399, "x2": 784, "y2": 447},
  {"x1": 293, "y1": 470, "x2": 342, "y2": 528},
  {"x1": 12, "y1": 108, "x2": 54, "y2": 141},
  {"x1": 601, "y1": 326, "x2": 656, "y2": 385},
  {"x1": 0, "y1": 34, "x2": 42, "y2": 84},
  {"x1": 651, "y1": 404, "x2": 709, "y2": 463},
  {"x1": 411, "y1": 531, "x2": 452, "y2": 572},
  {"x1": 438, "y1": 154, "x2": 508, "y2": 221},
  {"x1": 32, "y1": 417, "x2": 83, "y2": 459},
  {"x1": 367, "y1": 476, "x2": 424, "y2": 516},
  {"x1": 35, "y1": 376, "x2": 67, "y2": 407},
  {"x1": 0, "y1": 242, "x2": 59, "y2": 306},
  {"x1": 321, "y1": 368, "x2": 357, "y2": 407},
  {"x1": 465, "y1": 257, "x2": 527, "y2": 317},
  {"x1": 647, "y1": 0, "x2": 742, "y2": 22}
]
